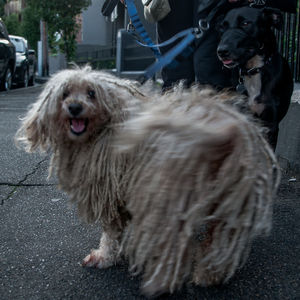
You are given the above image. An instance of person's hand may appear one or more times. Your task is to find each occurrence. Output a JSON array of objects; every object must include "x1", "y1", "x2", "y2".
[{"x1": 120, "y1": 0, "x2": 125, "y2": 4}]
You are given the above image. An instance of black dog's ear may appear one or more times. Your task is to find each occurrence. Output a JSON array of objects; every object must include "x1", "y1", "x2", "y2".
[
  {"x1": 215, "y1": 14, "x2": 227, "y2": 33},
  {"x1": 262, "y1": 7, "x2": 283, "y2": 30}
]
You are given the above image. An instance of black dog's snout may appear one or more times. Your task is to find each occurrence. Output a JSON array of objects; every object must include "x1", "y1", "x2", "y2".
[
  {"x1": 217, "y1": 45, "x2": 230, "y2": 58},
  {"x1": 68, "y1": 103, "x2": 83, "y2": 116}
]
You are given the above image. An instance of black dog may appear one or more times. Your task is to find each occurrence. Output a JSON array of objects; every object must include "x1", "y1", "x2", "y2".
[{"x1": 217, "y1": 6, "x2": 294, "y2": 149}]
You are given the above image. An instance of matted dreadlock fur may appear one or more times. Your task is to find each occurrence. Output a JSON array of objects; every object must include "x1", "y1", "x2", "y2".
[
  {"x1": 15, "y1": 66, "x2": 147, "y2": 268},
  {"x1": 15, "y1": 66, "x2": 280, "y2": 296},
  {"x1": 118, "y1": 87, "x2": 280, "y2": 295}
]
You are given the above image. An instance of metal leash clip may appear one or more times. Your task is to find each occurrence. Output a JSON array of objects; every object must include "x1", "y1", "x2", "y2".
[
  {"x1": 127, "y1": 20, "x2": 135, "y2": 32},
  {"x1": 193, "y1": 27, "x2": 203, "y2": 39},
  {"x1": 198, "y1": 19, "x2": 210, "y2": 31}
]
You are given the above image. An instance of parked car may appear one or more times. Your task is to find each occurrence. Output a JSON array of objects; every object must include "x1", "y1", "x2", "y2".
[
  {"x1": 9, "y1": 35, "x2": 37, "y2": 87},
  {"x1": 0, "y1": 18, "x2": 16, "y2": 91}
]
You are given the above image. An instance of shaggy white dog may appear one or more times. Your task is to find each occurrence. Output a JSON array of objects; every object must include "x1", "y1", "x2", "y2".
[{"x1": 16, "y1": 66, "x2": 280, "y2": 296}]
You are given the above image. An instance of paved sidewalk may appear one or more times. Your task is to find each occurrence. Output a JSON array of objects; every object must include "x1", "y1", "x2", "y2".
[
  {"x1": 277, "y1": 82, "x2": 300, "y2": 172},
  {"x1": 0, "y1": 83, "x2": 299, "y2": 300},
  {"x1": 292, "y1": 83, "x2": 300, "y2": 103}
]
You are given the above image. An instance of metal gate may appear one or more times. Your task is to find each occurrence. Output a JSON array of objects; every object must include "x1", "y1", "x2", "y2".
[{"x1": 276, "y1": 7, "x2": 300, "y2": 82}]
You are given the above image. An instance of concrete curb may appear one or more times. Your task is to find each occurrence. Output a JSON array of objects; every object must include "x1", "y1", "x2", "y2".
[
  {"x1": 35, "y1": 76, "x2": 49, "y2": 84},
  {"x1": 291, "y1": 83, "x2": 300, "y2": 104}
]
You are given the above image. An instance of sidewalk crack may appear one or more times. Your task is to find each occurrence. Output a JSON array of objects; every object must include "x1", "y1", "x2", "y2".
[{"x1": 0, "y1": 158, "x2": 54, "y2": 205}]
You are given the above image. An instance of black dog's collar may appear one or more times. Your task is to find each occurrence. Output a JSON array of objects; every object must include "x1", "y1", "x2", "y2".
[
  {"x1": 240, "y1": 67, "x2": 262, "y2": 77},
  {"x1": 236, "y1": 56, "x2": 273, "y2": 93},
  {"x1": 239, "y1": 56, "x2": 273, "y2": 77},
  {"x1": 237, "y1": 66, "x2": 263, "y2": 92}
]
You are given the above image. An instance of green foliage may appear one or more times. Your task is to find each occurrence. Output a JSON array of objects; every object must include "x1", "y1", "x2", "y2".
[
  {"x1": 27, "y1": 0, "x2": 91, "y2": 61},
  {"x1": 92, "y1": 59, "x2": 116, "y2": 70},
  {"x1": 1, "y1": 0, "x2": 91, "y2": 60},
  {"x1": 21, "y1": 6, "x2": 40, "y2": 51},
  {"x1": 3, "y1": 13, "x2": 22, "y2": 36},
  {"x1": 0, "y1": 0, "x2": 5, "y2": 17}
]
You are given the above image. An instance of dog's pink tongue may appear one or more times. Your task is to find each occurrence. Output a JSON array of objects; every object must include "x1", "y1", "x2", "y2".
[
  {"x1": 223, "y1": 59, "x2": 233, "y2": 65},
  {"x1": 71, "y1": 119, "x2": 85, "y2": 133}
]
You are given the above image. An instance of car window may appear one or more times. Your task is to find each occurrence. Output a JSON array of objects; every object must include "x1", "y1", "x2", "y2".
[{"x1": 10, "y1": 38, "x2": 26, "y2": 53}]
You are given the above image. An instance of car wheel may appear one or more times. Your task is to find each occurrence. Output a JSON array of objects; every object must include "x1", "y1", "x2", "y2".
[
  {"x1": 21, "y1": 70, "x2": 29, "y2": 88},
  {"x1": 1, "y1": 67, "x2": 12, "y2": 91}
]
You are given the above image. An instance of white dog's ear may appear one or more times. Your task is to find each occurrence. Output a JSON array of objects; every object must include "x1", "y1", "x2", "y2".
[{"x1": 15, "y1": 89, "x2": 52, "y2": 152}]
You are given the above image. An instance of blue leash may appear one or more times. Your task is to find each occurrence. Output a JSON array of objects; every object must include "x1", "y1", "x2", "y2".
[
  {"x1": 125, "y1": 0, "x2": 161, "y2": 58},
  {"x1": 135, "y1": 28, "x2": 196, "y2": 50},
  {"x1": 124, "y1": 0, "x2": 206, "y2": 83},
  {"x1": 141, "y1": 29, "x2": 201, "y2": 82}
]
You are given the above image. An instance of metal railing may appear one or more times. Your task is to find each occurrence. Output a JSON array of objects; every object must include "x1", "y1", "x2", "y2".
[
  {"x1": 75, "y1": 46, "x2": 116, "y2": 69},
  {"x1": 276, "y1": 9, "x2": 300, "y2": 82}
]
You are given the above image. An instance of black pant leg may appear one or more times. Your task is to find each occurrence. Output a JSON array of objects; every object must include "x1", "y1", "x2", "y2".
[{"x1": 157, "y1": 0, "x2": 195, "y2": 89}]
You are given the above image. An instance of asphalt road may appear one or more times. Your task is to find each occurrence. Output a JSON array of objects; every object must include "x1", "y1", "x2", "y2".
[{"x1": 0, "y1": 86, "x2": 299, "y2": 300}]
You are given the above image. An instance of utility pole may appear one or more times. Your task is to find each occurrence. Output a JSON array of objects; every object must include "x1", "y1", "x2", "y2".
[{"x1": 40, "y1": 20, "x2": 49, "y2": 77}]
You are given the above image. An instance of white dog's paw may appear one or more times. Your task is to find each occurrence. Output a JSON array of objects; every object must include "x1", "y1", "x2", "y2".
[{"x1": 82, "y1": 249, "x2": 115, "y2": 269}]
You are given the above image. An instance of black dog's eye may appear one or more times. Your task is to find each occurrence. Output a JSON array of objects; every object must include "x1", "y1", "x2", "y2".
[
  {"x1": 87, "y1": 90, "x2": 96, "y2": 99},
  {"x1": 241, "y1": 20, "x2": 252, "y2": 27},
  {"x1": 63, "y1": 91, "x2": 69, "y2": 99}
]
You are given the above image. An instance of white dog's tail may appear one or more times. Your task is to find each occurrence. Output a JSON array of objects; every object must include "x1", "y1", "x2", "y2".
[{"x1": 119, "y1": 88, "x2": 280, "y2": 296}]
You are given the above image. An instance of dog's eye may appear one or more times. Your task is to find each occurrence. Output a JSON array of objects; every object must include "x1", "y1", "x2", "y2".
[
  {"x1": 88, "y1": 90, "x2": 96, "y2": 99},
  {"x1": 241, "y1": 21, "x2": 251, "y2": 27},
  {"x1": 63, "y1": 91, "x2": 69, "y2": 99}
]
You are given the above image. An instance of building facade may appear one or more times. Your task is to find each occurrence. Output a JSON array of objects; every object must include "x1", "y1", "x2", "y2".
[
  {"x1": 4, "y1": 0, "x2": 25, "y2": 18},
  {"x1": 77, "y1": 0, "x2": 125, "y2": 53}
]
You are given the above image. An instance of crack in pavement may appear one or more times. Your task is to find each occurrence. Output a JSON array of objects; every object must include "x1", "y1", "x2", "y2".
[
  {"x1": 0, "y1": 158, "x2": 55, "y2": 205},
  {"x1": 0, "y1": 183, "x2": 55, "y2": 187}
]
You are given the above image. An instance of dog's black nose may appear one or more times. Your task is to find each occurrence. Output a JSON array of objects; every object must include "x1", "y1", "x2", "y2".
[
  {"x1": 217, "y1": 46, "x2": 230, "y2": 58},
  {"x1": 68, "y1": 103, "x2": 83, "y2": 116}
]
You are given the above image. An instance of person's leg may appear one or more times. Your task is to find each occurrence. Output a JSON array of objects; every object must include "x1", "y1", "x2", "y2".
[{"x1": 157, "y1": 0, "x2": 195, "y2": 89}]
